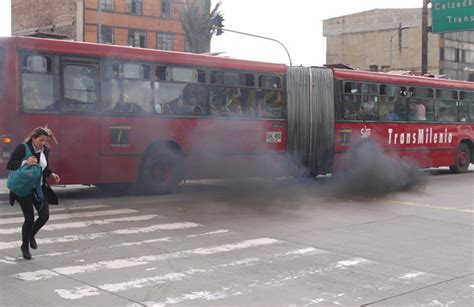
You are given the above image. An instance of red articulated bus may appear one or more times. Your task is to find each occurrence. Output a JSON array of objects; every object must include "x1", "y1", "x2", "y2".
[
  {"x1": 0, "y1": 37, "x2": 472, "y2": 194},
  {"x1": 331, "y1": 69, "x2": 474, "y2": 174}
]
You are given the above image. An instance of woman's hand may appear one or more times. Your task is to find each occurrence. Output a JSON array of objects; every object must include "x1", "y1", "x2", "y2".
[
  {"x1": 25, "y1": 156, "x2": 38, "y2": 165},
  {"x1": 50, "y1": 173, "x2": 61, "y2": 184}
]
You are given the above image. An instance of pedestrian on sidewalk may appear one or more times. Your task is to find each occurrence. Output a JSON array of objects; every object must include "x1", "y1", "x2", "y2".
[{"x1": 6, "y1": 127, "x2": 60, "y2": 260}]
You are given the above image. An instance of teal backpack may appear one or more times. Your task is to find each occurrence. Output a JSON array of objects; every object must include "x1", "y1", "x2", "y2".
[{"x1": 7, "y1": 144, "x2": 43, "y2": 199}]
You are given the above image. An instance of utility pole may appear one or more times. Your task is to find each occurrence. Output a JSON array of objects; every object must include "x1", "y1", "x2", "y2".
[
  {"x1": 421, "y1": 0, "x2": 431, "y2": 75},
  {"x1": 389, "y1": 23, "x2": 409, "y2": 69},
  {"x1": 215, "y1": 27, "x2": 293, "y2": 66}
]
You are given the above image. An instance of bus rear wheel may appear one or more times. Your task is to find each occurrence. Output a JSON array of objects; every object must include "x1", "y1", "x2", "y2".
[
  {"x1": 139, "y1": 147, "x2": 184, "y2": 194},
  {"x1": 449, "y1": 143, "x2": 470, "y2": 173}
]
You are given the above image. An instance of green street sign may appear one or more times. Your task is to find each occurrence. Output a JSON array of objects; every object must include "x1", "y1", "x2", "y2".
[{"x1": 431, "y1": 0, "x2": 474, "y2": 33}]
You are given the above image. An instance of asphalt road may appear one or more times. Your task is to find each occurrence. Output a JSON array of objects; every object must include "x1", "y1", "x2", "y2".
[{"x1": 0, "y1": 167, "x2": 473, "y2": 306}]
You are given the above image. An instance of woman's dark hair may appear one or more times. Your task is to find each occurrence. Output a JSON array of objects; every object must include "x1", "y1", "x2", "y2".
[{"x1": 24, "y1": 127, "x2": 57, "y2": 144}]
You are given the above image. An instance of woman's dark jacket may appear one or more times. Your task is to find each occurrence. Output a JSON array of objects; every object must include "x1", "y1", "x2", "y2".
[{"x1": 6, "y1": 142, "x2": 58, "y2": 206}]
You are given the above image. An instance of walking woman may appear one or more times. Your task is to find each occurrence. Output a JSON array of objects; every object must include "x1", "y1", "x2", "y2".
[{"x1": 7, "y1": 127, "x2": 60, "y2": 260}]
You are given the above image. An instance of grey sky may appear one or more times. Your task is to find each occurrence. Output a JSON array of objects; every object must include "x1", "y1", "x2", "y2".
[
  {"x1": 0, "y1": 0, "x2": 421, "y2": 65},
  {"x1": 211, "y1": 0, "x2": 421, "y2": 66}
]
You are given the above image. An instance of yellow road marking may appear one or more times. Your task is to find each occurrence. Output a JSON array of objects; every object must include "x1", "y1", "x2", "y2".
[{"x1": 387, "y1": 200, "x2": 472, "y2": 213}]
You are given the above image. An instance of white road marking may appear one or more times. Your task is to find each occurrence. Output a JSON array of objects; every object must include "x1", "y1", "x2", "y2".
[
  {"x1": 0, "y1": 222, "x2": 201, "y2": 250},
  {"x1": 187, "y1": 230, "x2": 229, "y2": 238},
  {"x1": 387, "y1": 200, "x2": 472, "y2": 213},
  {"x1": 0, "y1": 250, "x2": 80, "y2": 264},
  {"x1": 0, "y1": 215, "x2": 161, "y2": 234},
  {"x1": 335, "y1": 258, "x2": 368, "y2": 268},
  {"x1": 0, "y1": 256, "x2": 17, "y2": 264},
  {"x1": 399, "y1": 272, "x2": 426, "y2": 279},
  {"x1": 282, "y1": 247, "x2": 326, "y2": 255},
  {"x1": 55, "y1": 245, "x2": 339, "y2": 301},
  {"x1": 56, "y1": 258, "x2": 263, "y2": 300},
  {"x1": 14, "y1": 238, "x2": 281, "y2": 281},
  {"x1": 0, "y1": 205, "x2": 108, "y2": 217},
  {"x1": 132, "y1": 257, "x2": 371, "y2": 306},
  {"x1": 0, "y1": 209, "x2": 138, "y2": 225},
  {"x1": 110, "y1": 237, "x2": 172, "y2": 247}
]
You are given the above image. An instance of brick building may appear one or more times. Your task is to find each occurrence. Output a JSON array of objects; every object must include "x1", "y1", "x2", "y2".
[
  {"x1": 12, "y1": 0, "x2": 210, "y2": 52},
  {"x1": 323, "y1": 9, "x2": 474, "y2": 81}
]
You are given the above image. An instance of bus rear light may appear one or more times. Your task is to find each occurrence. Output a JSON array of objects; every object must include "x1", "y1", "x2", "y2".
[{"x1": 2, "y1": 137, "x2": 12, "y2": 144}]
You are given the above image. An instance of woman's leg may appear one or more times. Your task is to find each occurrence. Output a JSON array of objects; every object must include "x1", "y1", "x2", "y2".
[
  {"x1": 18, "y1": 195, "x2": 34, "y2": 259},
  {"x1": 31, "y1": 199, "x2": 50, "y2": 240}
]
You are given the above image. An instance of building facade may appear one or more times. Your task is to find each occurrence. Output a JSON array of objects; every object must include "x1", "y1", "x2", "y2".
[
  {"x1": 323, "y1": 9, "x2": 474, "y2": 81},
  {"x1": 12, "y1": 0, "x2": 210, "y2": 52}
]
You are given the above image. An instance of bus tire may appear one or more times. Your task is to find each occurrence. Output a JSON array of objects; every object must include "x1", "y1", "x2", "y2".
[
  {"x1": 139, "y1": 146, "x2": 184, "y2": 194},
  {"x1": 449, "y1": 143, "x2": 470, "y2": 173}
]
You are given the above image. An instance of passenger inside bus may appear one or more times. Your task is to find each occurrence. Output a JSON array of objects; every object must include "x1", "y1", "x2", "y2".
[
  {"x1": 359, "y1": 97, "x2": 378, "y2": 120},
  {"x1": 437, "y1": 106, "x2": 457, "y2": 122},
  {"x1": 415, "y1": 102, "x2": 426, "y2": 120},
  {"x1": 22, "y1": 84, "x2": 55, "y2": 111},
  {"x1": 408, "y1": 101, "x2": 426, "y2": 121},
  {"x1": 379, "y1": 99, "x2": 400, "y2": 121},
  {"x1": 209, "y1": 87, "x2": 240, "y2": 116}
]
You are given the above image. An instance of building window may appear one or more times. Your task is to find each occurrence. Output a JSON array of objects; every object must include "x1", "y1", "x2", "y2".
[
  {"x1": 99, "y1": 26, "x2": 114, "y2": 44},
  {"x1": 157, "y1": 32, "x2": 174, "y2": 50},
  {"x1": 454, "y1": 48, "x2": 466, "y2": 63},
  {"x1": 99, "y1": 0, "x2": 114, "y2": 11},
  {"x1": 128, "y1": 30, "x2": 146, "y2": 48},
  {"x1": 161, "y1": 0, "x2": 171, "y2": 18},
  {"x1": 125, "y1": 0, "x2": 143, "y2": 15}
]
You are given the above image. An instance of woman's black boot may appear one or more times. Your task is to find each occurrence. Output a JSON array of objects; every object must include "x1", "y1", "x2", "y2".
[
  {"x1": 21, "y1": 244, "x2": 31, "y2": 260},
  {"x1": 30, "y1": 236, "x2": 37, "y2": 249}
]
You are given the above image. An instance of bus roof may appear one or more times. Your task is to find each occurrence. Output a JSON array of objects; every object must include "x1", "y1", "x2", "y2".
[
  {"x1": 2, "y1": 36, "x2": 287, "y2": 75},
  {"x1": 332, "y1": 68, "x2": 474, "y2": 90}
]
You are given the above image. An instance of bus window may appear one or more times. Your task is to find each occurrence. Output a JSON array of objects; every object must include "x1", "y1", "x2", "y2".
[
  {"x1": 391, "y1": 86, "x2": 408, "y2": 121},
  {"x1": 63, "y1": 64, "x2": 98, "y2": 113},
  {"x1": 259, "y1": 75, "x2": 281, "y2": 89},
  {"x1": 261, "y1": 90, "x2": 286, "y2": 118},
  {"x1": 342, "y1": 82, "x2": 377, "y2": 120},
  {"x1": 380, "y1": 84, "x2": 401, "y2": 121},
  {"x1": 245, "y1": 74, "x2": 256, "y2": 87},
  {"x1": 211, "y1": 71, "x2": 252, "y2": 87},
  {"x1": 209, "y1": 85, "x2": 239, "y2": 116},
  {"x1": 167, "y1": 67, "x2": 199, "y2": 83},
  {"x1": 103, "y1": 62, "x2": 153, "y2": 113},
  {"x1": 460, "y1": 91, "x2": 474, "y2": 122},
  {"x1": 407, "y1": 87, "x2": 434, "y2": 121},
  {"x1": 153, "y1": 66, "x2": 208, "y2": 116},
  {"x1": 435, "y1": 89, "x2": 458, "y2": 122},
  {"x1": 0, "y1": 48, "x2": 3, "y2": 101},
  {"x1": 359, "y1": 83, "x2": 378, "y2": 120},
  {"x1": 21, "y1": 55, "x2": 57, "y2": 112},
  {"x1": 343, "y1": 82, "x2": 361, "y2": 119}
]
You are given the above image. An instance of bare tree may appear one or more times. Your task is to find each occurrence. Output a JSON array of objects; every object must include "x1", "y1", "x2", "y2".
[{"x1": 180, "y1": 0, "x2": 223, "y2": 53}]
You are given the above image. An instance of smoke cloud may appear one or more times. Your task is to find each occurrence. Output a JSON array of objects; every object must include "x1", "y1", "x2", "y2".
[{"x1": 328, "y1": 141, "x2": 427, "y2": 198}]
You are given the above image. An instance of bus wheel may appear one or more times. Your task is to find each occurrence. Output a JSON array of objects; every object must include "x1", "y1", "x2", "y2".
[
  {"x1": 139, "y1": 147, "x2": 184, "y2": 194},
  {"x1": 449, "y1": 143, "x2": 470, "y2": 173}
]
